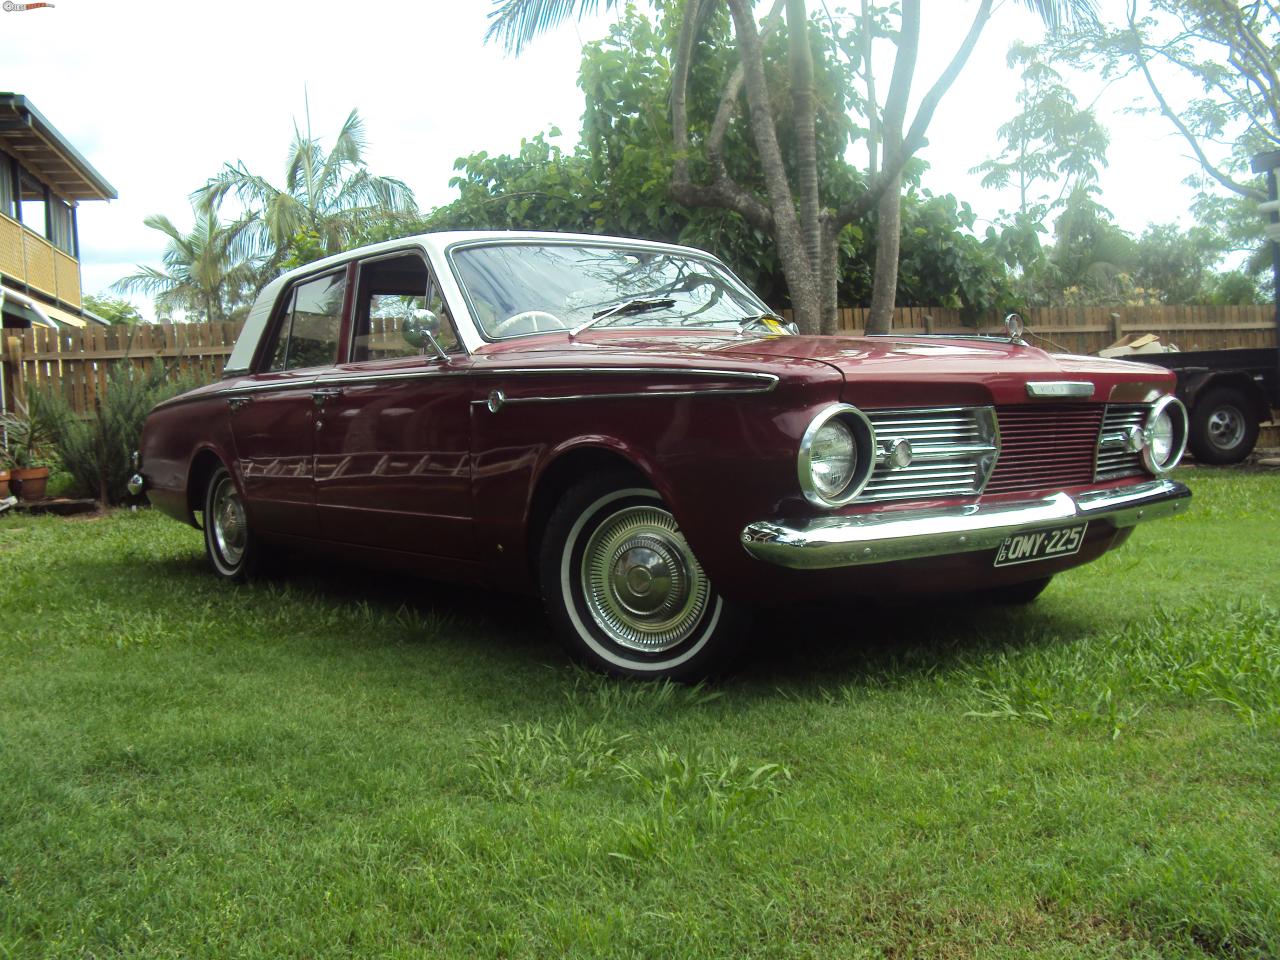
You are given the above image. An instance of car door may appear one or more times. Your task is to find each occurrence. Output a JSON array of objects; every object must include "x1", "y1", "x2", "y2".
[
  {"x1": 312, "y1": 250, "x2": 476, "y2": 560},
  {"x1": 228, "y1": 266, "x2": 351, "y2": 539}
]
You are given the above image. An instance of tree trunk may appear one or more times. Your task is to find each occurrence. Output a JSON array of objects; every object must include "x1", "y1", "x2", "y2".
[
  {"x1": 819, "y1": 221, "x2": 839, "y2": 334},
  {"x1": 787, "y1": 0, "x2": 822, "y2": 271},
  {"x1": 866, "y1": 171, "x2": 901, "y2": 335},
  {"x1": 725, "y1": 0, "x2": 822, "y2": 334}
]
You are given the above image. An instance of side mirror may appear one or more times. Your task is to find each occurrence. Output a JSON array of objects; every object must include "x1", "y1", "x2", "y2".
[{"x1": 402, "y1": 308, "x2": 448, "y2": 361}]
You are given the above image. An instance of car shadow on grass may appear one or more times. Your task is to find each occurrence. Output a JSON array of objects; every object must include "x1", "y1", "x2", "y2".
[
  {"x1": 118, "y1": 546, "x2": 1090, "y2": 699},
  {"x1": 734, "y1": 593, "x2": 1096, "y2": 695}
]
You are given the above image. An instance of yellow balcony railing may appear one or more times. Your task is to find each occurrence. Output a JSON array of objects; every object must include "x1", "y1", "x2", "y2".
[{"x1": 0, "y1": 213, "x2": 81, "y2": 309}]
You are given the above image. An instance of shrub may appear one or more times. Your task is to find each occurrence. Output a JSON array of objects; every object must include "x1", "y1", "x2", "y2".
[{"x1": 32, "y1": 365, "x2": 199, "y2": 506}]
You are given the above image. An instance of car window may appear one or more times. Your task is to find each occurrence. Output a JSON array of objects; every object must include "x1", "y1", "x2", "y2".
[
  {"x1": 266, "y1": 271, "x2": 347, "y2": 372},
  {"x1": 351, "y1": 252, "x2": 461, "y2": 361}
]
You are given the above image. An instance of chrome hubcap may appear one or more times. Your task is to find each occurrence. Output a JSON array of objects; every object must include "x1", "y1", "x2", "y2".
[
  {"x1": 1208, "y1": 406, "x2": 1245, "y2": 449},
  {"x1": 582, "y1": 505, "x2": 710, "y2": 653},
  {"x1": 211, "y1": 477, "x2": 247, "y2": 566}
]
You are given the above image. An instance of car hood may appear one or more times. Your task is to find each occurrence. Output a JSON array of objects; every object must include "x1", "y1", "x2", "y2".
[{"x1": 478, "y1": 331, "x2": 1174, "y2": 407}]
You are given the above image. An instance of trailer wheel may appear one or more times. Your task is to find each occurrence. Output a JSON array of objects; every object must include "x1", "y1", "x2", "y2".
[{"x1": 1188, "y1": 386, "x2": 1258, "y2": 465}]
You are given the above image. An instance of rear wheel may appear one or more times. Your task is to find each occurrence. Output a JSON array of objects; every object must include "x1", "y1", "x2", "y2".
[
  {"x1": 202, "y1": 465, "x2": 265, "y2": 582},
  {"x1": 539, "y1": 474, "x2": 742, "y2": 680},
  {"x1": 1188, "y1": 387, "x2": 1258, "y2": 465}
]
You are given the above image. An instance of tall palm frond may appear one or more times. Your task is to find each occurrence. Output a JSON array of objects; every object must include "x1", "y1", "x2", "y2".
[
  {"x1": 485, "y1": 0, "x2": 619, "y2": 54},
  {"x1": 196, "y1": 107, "x2": 417, "y2": 260},
  {"x1": 114, "y1": 207, "x2": 260, "y2": 323},
  {"x1": 1016, "y1": 0, "x2": 1098, "y2": 32}
]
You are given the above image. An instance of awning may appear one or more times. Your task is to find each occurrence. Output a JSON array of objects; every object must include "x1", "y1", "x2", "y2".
[
  {"x1": 0, "y1": 94, "x2": 118, "y2": 202},
  {"x1": 0, "y1": 284, "x2": 57, "y2": 328},
  {"x1": 40, "y1": 302, "x2": 90, "y2": 328}
]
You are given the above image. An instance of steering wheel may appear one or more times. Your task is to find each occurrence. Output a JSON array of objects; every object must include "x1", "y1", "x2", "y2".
[{"x1": 490, "y1": 310, "x2": 567, "y2": 337}]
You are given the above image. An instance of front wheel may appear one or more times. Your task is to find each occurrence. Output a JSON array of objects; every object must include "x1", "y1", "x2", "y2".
[
  {"x1": 202, "y1": 465, "x2": 266, "y2": 582},
  {"x1": 539, "y1": 474, "x2": 742, "y2": 680}
]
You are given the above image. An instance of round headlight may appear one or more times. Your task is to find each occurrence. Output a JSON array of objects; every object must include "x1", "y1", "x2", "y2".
[
  {"x1": 1151, "y1": 410, "x2": 1174, "y2": 464},
  {"x1": 1141, "y1": 395, "x2": 1188, "y2": 475},
  {"x1": 798, "y1": 404, "x2": 877, "y2": 507},
  {"x1": 810, "y1": 419, "x2": 856, "y2": 499}
]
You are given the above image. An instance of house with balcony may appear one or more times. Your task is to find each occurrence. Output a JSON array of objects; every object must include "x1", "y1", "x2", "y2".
[{"x1": 1, "y1": 93, "x2": 116, "y2": 330}]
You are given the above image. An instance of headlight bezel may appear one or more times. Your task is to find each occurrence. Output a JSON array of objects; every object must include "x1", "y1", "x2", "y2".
[
  {"x1": 1141, "y1": 394, "x2": 1189, "y2": 475},
  {"x1": 797, "y1": 404, "x2": 877, "y2": 507}
]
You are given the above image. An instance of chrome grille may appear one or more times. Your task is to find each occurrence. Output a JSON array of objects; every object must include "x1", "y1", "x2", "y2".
[
  {"x1": 1095, "y1": 405, "x2": 1148, "y2": 480},
  {"x1": 985, "y1": 405, "x2": 1104, "y2": 495},
  {"x1": 861, "y1": 407, "x2": 998, "y2": 502}
]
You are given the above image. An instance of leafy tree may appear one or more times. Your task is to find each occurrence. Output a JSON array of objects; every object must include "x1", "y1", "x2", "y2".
[
  {"x1": 199, "y1": 108, "x2": 418, "y2": 266},
  {"x1": 1047, "y1": 0, "x2": 1278, "y2": 288},
  {"x1": 1131, "y1": 222, "x2": 1219, "y2": 303},
  {"x1": 972, "y1": 42, "x2": 1109, "y2": 218},
  {"x1": 113, "y1": 206, "x2": 259, "y2": 323},
  {"x1": 82, "y1": 293, "x2": 145, "y2": 327},
  {"x1": 485, "y1": 0, "x2": 1096, "y2": 335},
  {"x1": 425, "y1": 9, "x2": 1017, "y2": 317}
]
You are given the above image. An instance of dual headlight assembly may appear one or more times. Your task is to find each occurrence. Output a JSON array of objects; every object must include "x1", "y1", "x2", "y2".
[{"x1": 797, "y1": 396, "x2": 1188, "y2": 509}]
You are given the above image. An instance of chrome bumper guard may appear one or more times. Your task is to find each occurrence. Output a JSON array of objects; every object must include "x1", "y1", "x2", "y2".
[{"x1": 741, "y1": 479, "x2": 1191, "y2": 570}]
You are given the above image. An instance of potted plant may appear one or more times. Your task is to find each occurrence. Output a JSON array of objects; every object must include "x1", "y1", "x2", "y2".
[{"x1": 1, "y1": 410, "x2": 54, "y2": 501}]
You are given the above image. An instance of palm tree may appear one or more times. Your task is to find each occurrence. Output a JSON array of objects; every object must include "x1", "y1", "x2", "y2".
[
  {"x1": 198, "y1": 108, "x2": 417, "y2": 262},
  {"x1": 485, "y1": 0, "x2": 1096, "y2": 334},
  {"x1": 114, "y1": 207, "x2": 260, "y2": 323}
]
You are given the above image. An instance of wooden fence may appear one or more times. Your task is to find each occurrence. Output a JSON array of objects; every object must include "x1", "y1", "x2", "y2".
[
  {"x1": 825, "y1": 304, "x2": 1279, "y2": 355},
  {"x1": 1, "y1": 321, "x2": 243, "y2": 416},
  {"x1": 0, "y1": 305, "x2": 1275, "y2": 423}
]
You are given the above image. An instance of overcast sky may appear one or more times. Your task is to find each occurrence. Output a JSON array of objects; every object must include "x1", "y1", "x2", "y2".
[{"x1": 4, "y1": 0, "x2": 1208, "y2": 318}]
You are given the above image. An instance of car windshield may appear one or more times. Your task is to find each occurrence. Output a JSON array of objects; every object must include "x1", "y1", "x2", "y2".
[{"x1": 450, "y1": 242, "x2": 768, "y2": 340}]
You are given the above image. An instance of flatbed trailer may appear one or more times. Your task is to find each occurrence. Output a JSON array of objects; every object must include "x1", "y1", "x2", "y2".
[{"x1": 1138, "y1": 347, "x2": 1279, "y2": 463}]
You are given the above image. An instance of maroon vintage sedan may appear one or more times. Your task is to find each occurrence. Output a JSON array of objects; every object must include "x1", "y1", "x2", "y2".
[{"x1": 133, "y1": 231, "x2": 1191, "y2": 679}]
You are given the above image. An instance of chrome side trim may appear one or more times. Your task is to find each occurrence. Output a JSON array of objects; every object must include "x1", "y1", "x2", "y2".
[
  {"x1": 741, "y1": 479, "x2": 1190, "y2": 569},
  {"x1": 168, "y1": 366, "x2": 779, "y2": 408},
  {"x1": 489, "y1": 367, "x2": 778, "y2": 386},
  {"x1": 473, "y1": 384, "x2": 776, "y2": 408},
  {"x1": 1026, "y1": 381, "x2": 1095, "y2": 399}
]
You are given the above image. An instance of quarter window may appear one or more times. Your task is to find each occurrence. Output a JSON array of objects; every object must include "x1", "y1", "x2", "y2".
[{"x1": 266, "y1": 271, "x2": 347, "y2": 372}]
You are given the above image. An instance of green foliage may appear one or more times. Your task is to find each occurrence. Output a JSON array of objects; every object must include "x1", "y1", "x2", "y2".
[
  {"x1": 0, "y1": 407, "x2": 55, "y2": 470},
  {"x1": 972, "y1": 42, "x2": 1110, "y2": 219},
  {"x1": 1046, "y1": 0, "x2": 1278, "y2": 290},
  {"x1": 82, "y1": 294, "x2": 145, "y2": 327},
  {"x1": 1203, "y1": 269, "x2": 1266, "y2": 305},
  {"x1": 199, "y1": 108, "x2": 418, "y2": 264},
  {"x1": 1016, "y1": 187, "x2": 1261, "y2": 306},
  {"x1": 31, "y1": 366, "x2": 200, "y2": 505},
  {"x1": 113, "y1": 206, "x2": 260, "y2": 324},
  {"x1": 429, "y1": 6, "x2": 1019, "y2": 316}
]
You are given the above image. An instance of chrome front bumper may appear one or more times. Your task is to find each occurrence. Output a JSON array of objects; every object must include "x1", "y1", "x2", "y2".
[{"x1": 741, "y1": 479, "x2": 1191, "y2": 570}]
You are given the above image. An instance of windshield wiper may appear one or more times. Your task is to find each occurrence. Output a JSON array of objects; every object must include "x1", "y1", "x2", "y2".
[
  {"x1": 737, "y1": 313, "x2": 798, "y2": 336},
  {"x1": 569, "y1": 297, "x2": 677, "y2": 338}
]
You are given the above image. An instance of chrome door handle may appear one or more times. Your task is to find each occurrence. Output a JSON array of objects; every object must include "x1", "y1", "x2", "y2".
[
  {"x1": 226, "y1": 396, "x2": 252, "y2": 412},
  {"x1": 311, "y1": 386, "x2": 344, "y2": 407}
]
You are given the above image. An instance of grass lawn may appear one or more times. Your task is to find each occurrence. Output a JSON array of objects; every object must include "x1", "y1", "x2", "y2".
[{"x1": 1, "y1": 467, "x2": 1278, "y2": 958}]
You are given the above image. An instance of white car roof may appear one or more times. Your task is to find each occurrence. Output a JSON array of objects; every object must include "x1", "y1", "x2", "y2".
[{"x1": 225, "y1": 232, "x2": 729, "y2": 374}]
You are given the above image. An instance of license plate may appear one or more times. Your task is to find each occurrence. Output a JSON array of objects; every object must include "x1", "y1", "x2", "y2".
[{"x1": 993, "y1": 523, "x2": 1088, "y2": 567}]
